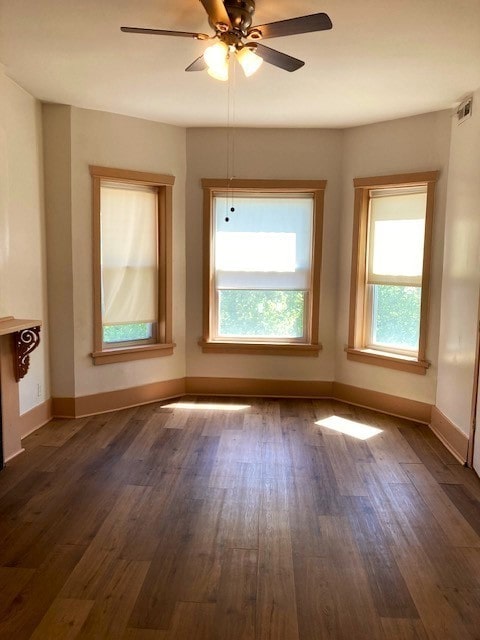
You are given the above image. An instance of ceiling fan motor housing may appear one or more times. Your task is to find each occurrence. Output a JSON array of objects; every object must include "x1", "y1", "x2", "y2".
[{"x1": 221, "y1": 0, "x2": 256, "y2": 35}]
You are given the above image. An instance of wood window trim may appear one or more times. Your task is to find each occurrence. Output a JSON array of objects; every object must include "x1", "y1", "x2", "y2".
[
  {"x1": 347, "y1": 170, "x2": 439, "y2": 375},
  {"x1": 200, "y1": 178, "x2": 326, "y2": 356},
  {"x1": 90, "y1": 165, "x2": 175, "y2": 366}
]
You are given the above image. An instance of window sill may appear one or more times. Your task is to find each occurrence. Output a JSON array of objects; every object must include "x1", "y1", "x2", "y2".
[
  {"x1": 92, "y1": 343, "x2": 175, "y2": 365},
  {"x1": 199, "y1": 340, "x2": 322, "y2": 357},
  {"x1": 345, "y1": 347, "x2": 429, "y2": 375}
]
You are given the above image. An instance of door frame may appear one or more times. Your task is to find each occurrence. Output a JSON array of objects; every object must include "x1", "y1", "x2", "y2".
[{"x1": 467, "y1": 289, "x2": 480, "y2": 468}]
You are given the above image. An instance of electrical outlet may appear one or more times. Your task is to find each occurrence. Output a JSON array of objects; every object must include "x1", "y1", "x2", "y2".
[{"x1": 36, "y1": 383, "x2": 42, "y2": 398}]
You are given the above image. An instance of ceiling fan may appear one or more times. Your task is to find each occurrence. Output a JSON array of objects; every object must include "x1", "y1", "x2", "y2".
[{"x1": 121, "y1": 0, "x2": 332, "y2": 80}]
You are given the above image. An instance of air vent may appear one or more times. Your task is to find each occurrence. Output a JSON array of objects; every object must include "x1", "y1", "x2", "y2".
[{"x1": 456, "y1": 97, "x2": 473, "y2": 125}]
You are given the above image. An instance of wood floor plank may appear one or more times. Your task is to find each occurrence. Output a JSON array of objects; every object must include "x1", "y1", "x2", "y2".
[
  {"x1": 0, "y1": 567, "x2": 35, "y2": 618},
  {"x1": 127, "y1": 493, "x2": 203, "y2": 630},
  {"x1": 84, "y1": 484, "x2": 153, "y2": 554},
  {"x1": 345, "y1": 497, "x2": 419, "y2": 618},
  {"x1": 0, "y1": 470, "x2": 52, "y2": 519},
  {"x1": 439, "y1": 587, "x2": 480, "y2": 639},
  {"x1": 123, "y1": 413, "x2": 170, "y2": 460},
  {"x1": 163, "y1": 602, "x2": 216, "y2": 640},
  {"x1": 0, "y1": 544, "x2": 87, "y2": 640},
  {"x1": 0, "y1": 446, "x2": 59, "y2": 500},
  {"x1": 214, "y1": 548, "x2": 257, "y2": 640},
  {"x1": 76, "y1": 560, "x2": 150, "y2": 639},
  {"x1": 257, "y1": 509, "x2": 300, "y2": 640},
  {"x1": 208, "y1": 458, "x2": 240, "y2": 489},
  {"x1": 357, "y1": 463, "x2": 419, "y2": 547},
  {"x1": 287, "y1": 476, "x2": 326, "y2": 556},
  {"x1": 217, "y1": 429, "x2": 263, "y2": 465},
  {"x1": 317, "y1": 515, "x2": 385, "y2": 640},
  {"x1": 458, "y1": 546, "x2": 480, "y2": 583},
  {"x1": 402, "y1": 463, "x2": 480, "y2": 548},
  {"x1": 30, "y1": 417, "x2": 91, "y2": 449},
  {"x1": 293, "y1": 555, "x2": 338, "y2": 640},
  {"x1": 120, "y1": 477, "x2": 181, "y2": 562},
  {"x1": 397, "y1": 424, "x2": 459, "y2": 483},
  {"x1": 222, "y1": 489, "x2": 259, "y2": 550},
  {"x1": 60, "y1": 547, "x2": 118, "y2": 600},
  {"x1": 310, "y1": 446, "x2": 347, "y2": 517},
  {"x1": 364, "y1": 433, "x2": 411, "y2": 484},
  {"x1": 380, "y1": 617, "x2": 429, "y2": 640},
  {"x1": 439, "y1": 482, "x2": 480, "y2": 537},
  {"x1": 392, "y1": 541, "x2": 477, "y2": 640},
  {"x1": 122, "y1": 629, "x2": 167, "y2": 640},
  {"x1": 323, "y1": 433, "x2": 368, "y2": 497},
  {"x1": 175, "y1": 493, "x2": 226, "y2": 603},
  {"x1": 29, "y1": 598, "x2": 94, "y2": 640}
]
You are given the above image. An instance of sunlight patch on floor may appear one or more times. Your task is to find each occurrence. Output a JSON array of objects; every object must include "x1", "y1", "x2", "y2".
[
  {"x1": 162, "y1": 402, "x2": 250, "y2": 412},
  {"x1": 315, "y1": 415, "x2": 382, "y2": 440}
]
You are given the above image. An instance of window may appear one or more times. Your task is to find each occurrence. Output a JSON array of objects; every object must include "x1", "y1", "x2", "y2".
[
  {"x1": 347, "y1": 171, "x2": 439, "y2": 374},
  {"x1": 200, "y1": 179, "x2": 326, "y2": 356},
  {"x1": 90, "y1": 166, "x2": 175, "y2": 365}
]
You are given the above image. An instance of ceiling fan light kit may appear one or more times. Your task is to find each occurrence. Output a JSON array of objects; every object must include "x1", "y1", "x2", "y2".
[
  {"x1": 121, "y1": 0, "x2": 332, "y2": 80},
  {"x1": 235, "y1": 46, "x2": 263, "y2": 77},
  {"x1": 204, "y1": 41, "x2": 230, "y2": 80},
  {"x1": 203, "y1": 41, "x2": 263, "y2": 80}
]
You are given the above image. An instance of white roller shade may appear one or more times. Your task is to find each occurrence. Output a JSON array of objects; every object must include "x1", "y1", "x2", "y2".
[
  {"x1": 214, "y1": 195, "x2": 313, "y2": 290},
  {"x1": 367, "y1": 187, "x2": 427, "y2": 287},
  {"x1": 100, "y1": 182, "x2": 158, "y2": 324}
]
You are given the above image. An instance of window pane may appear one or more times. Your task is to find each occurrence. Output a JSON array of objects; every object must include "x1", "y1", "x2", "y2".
[
  {"x1": 100, "y1": 182, "x2": 158, "y2": 325},
  {"x1": 214, "y1": 195, "x2": 313, "y2": 290},
  {"x1": 371, "y1": 218, "x2": 425, "y2": 278},
  {"x1": 371, "y1": 285, "x2": 421, "y2": 351},
  {"x1": 368, "y1": 189, "x2": 427, "y2": 286},
  {"x1": 103, "y1": 322, "x2": 153, "y2": 344},
  {"x1": 218, "y1": 290, "x2": 305, "y2": 339}
]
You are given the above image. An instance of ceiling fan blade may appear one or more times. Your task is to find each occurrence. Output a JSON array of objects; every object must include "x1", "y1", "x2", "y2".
[
  {"x1": 255, "y1": 43, "x2": 304, "y2": 72},
  {"x1": 185, "y1": 55, "x2": 208, "y2": 72},
  {"x1": 199, "y1": 0, "x2": 232, "y2": 30},
  {"x1": 121, "y1": 26, "x2": 210, "y2": 40},
  {"x1": 251, "y1": 13, "x2": 332, "y2": 40}
]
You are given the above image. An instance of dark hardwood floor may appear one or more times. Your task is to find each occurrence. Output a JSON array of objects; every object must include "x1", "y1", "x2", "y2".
[{"x1": 0, "y1": 397, "x2": 479, "y2": 639}]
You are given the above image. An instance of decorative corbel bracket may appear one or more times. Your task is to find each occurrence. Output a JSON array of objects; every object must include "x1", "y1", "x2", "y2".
[{"x1": 13, "y1": 326, "x2": 41, "y2": 382}]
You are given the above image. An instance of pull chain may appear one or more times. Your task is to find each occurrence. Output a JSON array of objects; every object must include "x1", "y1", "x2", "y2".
[{"x1": 225, "y1": 54, "x2": 236, "y2": 222}]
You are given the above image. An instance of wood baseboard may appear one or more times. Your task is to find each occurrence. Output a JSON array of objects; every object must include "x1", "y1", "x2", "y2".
[
  {"x1": 52, "y1": 378, "x2": 186, "y2": 418},
  {"x1": 430, "y1": 406, "x2": 469, "y2": 463},
  {"x1": 333, "y1": 382, "x2": 432, "y2": 424},
  {"x1": 50, "y1": 375, "x2": 436, "y2": 431},
  {"x1": 19, "y1": 399, "x2": 53, "y2": 439},
  {"x1": 185, "y1": 377, "x2": 334, "y2": 399},
  {"x1": 5, "y1": 447, "x2": 25, "y2": 462}
]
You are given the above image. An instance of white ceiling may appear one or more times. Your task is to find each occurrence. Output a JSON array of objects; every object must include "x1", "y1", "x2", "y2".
[{"x1": 1, "y1": 0, "x2": 480, "y2": 128}]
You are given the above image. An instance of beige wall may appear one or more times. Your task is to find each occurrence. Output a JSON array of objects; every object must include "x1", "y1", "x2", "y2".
[
  {"x1": 43, "y1": 104, "x2": 75, "y2": 398},
  {"x1": 436, "y1": 88, "x2": 480, "y2": 436},
  {"x1": 43, "y1": 106, "x2": 187, "y2": 398},
  {"x1": 335, "y1": 111, "x2": 452, "y2": 404},
  {"x1": 0, "y1": 69, "x2": 50, "y2": 456},
  {"x1": 186, "y1": 127, "x2": 343, "y2": 381}
]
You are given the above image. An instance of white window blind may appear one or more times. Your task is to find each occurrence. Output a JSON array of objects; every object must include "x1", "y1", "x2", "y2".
[
  {"x1": 214, "y1": 194, "x2": 313, "y2": 290},
  {"x1": 367, "y1": 187, "x2": 427, "y2": 287},
  {"x1": 100, "y1": 182, "x2": 158, "y2": 325}
]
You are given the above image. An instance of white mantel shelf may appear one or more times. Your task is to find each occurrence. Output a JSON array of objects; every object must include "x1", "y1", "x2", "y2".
[{"x1": 0, "y1": 317, "x2": 42, "y2": 381}]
